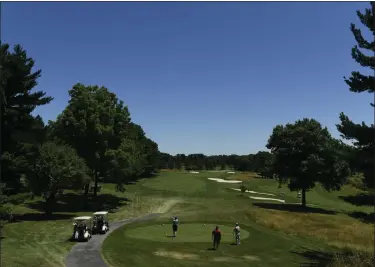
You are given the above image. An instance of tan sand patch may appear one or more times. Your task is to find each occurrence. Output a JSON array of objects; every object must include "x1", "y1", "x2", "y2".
[
  {"x1": 207, "y1": 178, "x2": 242, "y2": 184},
  {"x1": 243, "y1": 255, "x2": 261, "y2": 261},
  {"x1": 153, "y1": 250, "x2": 200, "y2": 260},
  {"x1": 249, "y1": 196, "x2": 286, "y2": 203},
  {"x1": 230, "y1": 188, "x2": 276, "y2": 196},
  {"x1": 152, "y1": 199, "x2": 182, "y2": 213},
  {"x1": 212, "y1": 257, "x2": 236, "y2": 262}
]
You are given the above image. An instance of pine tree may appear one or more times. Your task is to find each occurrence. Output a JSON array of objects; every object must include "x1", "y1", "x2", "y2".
[
  {"x1": 0, "y1": 43, "x2": 53, "y2": 192},
  {"x1": 336, "y1": 3, "x2": 374, "y2": 189}
]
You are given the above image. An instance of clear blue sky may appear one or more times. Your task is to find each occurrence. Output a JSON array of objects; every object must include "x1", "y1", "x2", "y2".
[{"x1": 2, "y1": 2, "x2": 372, "y2": 155}]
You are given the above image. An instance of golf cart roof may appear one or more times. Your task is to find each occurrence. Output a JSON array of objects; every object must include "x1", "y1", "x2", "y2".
[
  {"x1": 73, "y1": 216, "x2": 92, "y2": 220},
  {"x1": 93, "y1": 211, "x2": 108, "y2": 215}
]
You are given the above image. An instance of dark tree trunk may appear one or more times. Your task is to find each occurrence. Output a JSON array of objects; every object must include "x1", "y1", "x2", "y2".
[
  {"x1": 45, "y1": 193, "x2": 56, "y2": 215},
  {"x1": 84, "y1": 183, "x2": 89, "y2": 196},
  {"x1": 301, "y1": 188, "x2": 306, "y2": 208},
  {"x1": 83, "y1": 183, "x2": 89, "y2": 209},
  {"x1": 93, "y1": 171, "x2": 98, "y2": 197}
]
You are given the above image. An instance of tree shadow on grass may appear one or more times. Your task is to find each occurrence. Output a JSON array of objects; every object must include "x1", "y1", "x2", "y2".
[
  {"x1": 9, "y1": 213, "x2": 75, "y2": 223},
  {"x1": 292, "y1": 248, "x2": 334, "y2": 267},
  {"x1": 27, "y1": 193, "x2": 130, "y2": 213},
  {"x1": 123, "y1": 172, "x2": 159, "y2": 184},
  {"x1": 252, "y1": 203, "x2": 336, "y2": 215},
  {"x1": 339, "y1": 192, "x2": 374, "y2": 206},
  {"x1": 348, "y1": 211, "x2": 374, "y2": 224}
]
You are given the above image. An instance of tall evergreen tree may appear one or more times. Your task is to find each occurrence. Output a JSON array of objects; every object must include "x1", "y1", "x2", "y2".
[
  {"x1": 0, "y1": 43, "x2": 53, "y2": 192},
  {"x1": 336, "y1": 3, "x2": 374, "y2": 189}
]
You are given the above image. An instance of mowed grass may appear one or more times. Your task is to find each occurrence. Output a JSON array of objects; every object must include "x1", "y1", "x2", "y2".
[
  {"x1": 102, "y1": 171, "x2": 374, "y2": 267},
  {"x1": 2, "y1": 171, "x2": 373, "y2": 267},
  {"x1": 103, "y1": 219, "x2": 335, "y2": 267},
  {"x1": 125, "y1": 223, "x2": 250, "y2": 242}
]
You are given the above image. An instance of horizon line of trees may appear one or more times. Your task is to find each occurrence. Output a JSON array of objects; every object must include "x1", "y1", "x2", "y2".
[{"x1": 157, "y1": 151, "x2": 276, "y2": 177}]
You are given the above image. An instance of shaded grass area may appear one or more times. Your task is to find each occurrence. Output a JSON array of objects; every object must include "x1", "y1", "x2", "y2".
[
  {"x1": 1, "y1": 182, "x2": 177, "y2": 267},
  {"x1": 339, "y1": 192, "x2": 374, "y2": 206},
  {"x1": 26, "y1": 193, "x2": 130, "y2": 213}
]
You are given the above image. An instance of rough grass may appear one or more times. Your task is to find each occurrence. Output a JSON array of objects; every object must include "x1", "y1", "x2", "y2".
[{"x1": 328, "y1": 250, "x2": 375, "y2": 267}]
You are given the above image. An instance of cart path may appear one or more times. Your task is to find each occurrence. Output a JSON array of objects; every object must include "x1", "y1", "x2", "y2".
[{"x1": 65, "y1": 213, "x2": 161, "y2": 267}]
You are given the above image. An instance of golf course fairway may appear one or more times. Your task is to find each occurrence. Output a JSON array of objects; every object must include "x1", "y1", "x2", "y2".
[{"x1": 124, "y1": 223, "x2": 250, "y2": 243}]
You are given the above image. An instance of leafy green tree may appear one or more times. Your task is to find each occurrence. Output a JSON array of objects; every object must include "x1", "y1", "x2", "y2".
[
  {"x1": 106, "y1": 138, "x2": 148, "y2": 192},
  {"x1": 253, "y1": 151, "x2": 274, "y2": 176},
  {"x1": 142, "y1": 137, "x2": 160, "y2": 175},
  {"x1": 267, "y1": 119, "x2": 351, "y2": 207},
  {"x1": 26, "y1": 141, "x2": 89, "y2": 215},
  {"x1": 337, "y1": 2, "x2": 374, "y2": 189},
  {"x1": 49, "y1": 83, "x2": 130, "y2": 196},
  {"x1": 0, "y1": 43, "x2": 53, "y2": 192}
]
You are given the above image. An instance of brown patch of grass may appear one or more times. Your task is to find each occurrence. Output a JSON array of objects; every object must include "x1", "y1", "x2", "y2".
[
  {"x1": 153, "y1": 250, "x2": 200, "y2": 260},
  {"x1": 243, "y1": 255, "x2": 261, "y2": 261},
  {"x1": 212, "y1": 257, "x2": 235, "y2": 262},
  {"x1": 250, "y1": 207, "x2": 374, "y2": 252}
]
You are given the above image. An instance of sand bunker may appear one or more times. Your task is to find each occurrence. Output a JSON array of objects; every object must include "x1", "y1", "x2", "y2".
[
  {"x1": 207, "y1": 178, "x2": 242, "y2": 184},
  {"x1": 227, "y1": 171, "x2": 235, "y2": 174},
  {"x1": 190, "y1": 171, "x2": 200, "y2": 174},
  {"x1": 230, "y1": 188, "x2": 275, "y2": 196},
  {"x1": 153, "y1": 250, "x2": 200, "y2": 260},
  {"x1": 249, "y1": 196, "x2": 285, "y2": 203}
]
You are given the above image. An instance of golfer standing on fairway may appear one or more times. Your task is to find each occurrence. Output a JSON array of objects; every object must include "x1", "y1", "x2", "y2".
[
  {"x1": 233, "y1": 223, "x2": 241, "y2": 245},
  {"x1": 212, "y1": 226, "x2": 222, "y2": 250},
  {"x1": 172, "y1": 216, "x2": 179, "y2": 237}
]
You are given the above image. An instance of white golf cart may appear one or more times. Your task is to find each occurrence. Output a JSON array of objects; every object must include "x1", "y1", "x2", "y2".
[
  {"x1": 92, "y1": 211, "x2": 109, "y2": 235},
  {"x1": 72, "y1": 216, "x2": 92, "y2": 242}
]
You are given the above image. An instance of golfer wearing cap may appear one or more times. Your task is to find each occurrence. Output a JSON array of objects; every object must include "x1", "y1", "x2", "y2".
[{"x1": 233, "y1": 223, "x2": 241, "y2": 245}]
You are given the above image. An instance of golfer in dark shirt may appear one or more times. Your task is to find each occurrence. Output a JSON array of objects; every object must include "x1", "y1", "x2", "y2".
[{"x1": 212, "y1": 226, "x2": 222, "y2": 250}]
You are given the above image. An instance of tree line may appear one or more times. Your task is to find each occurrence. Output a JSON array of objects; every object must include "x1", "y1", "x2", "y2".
[
  {"x1": 158, "y1": 152, "x2": 276, "y2": 177},
  {"x1": 0, "y1": 44, "x2": 159, "y2": 215}
]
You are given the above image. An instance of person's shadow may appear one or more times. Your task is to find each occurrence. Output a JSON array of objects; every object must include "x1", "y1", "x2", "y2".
[{"x1": 165, "y1": 235, "x2": 175, "y2": 238}]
